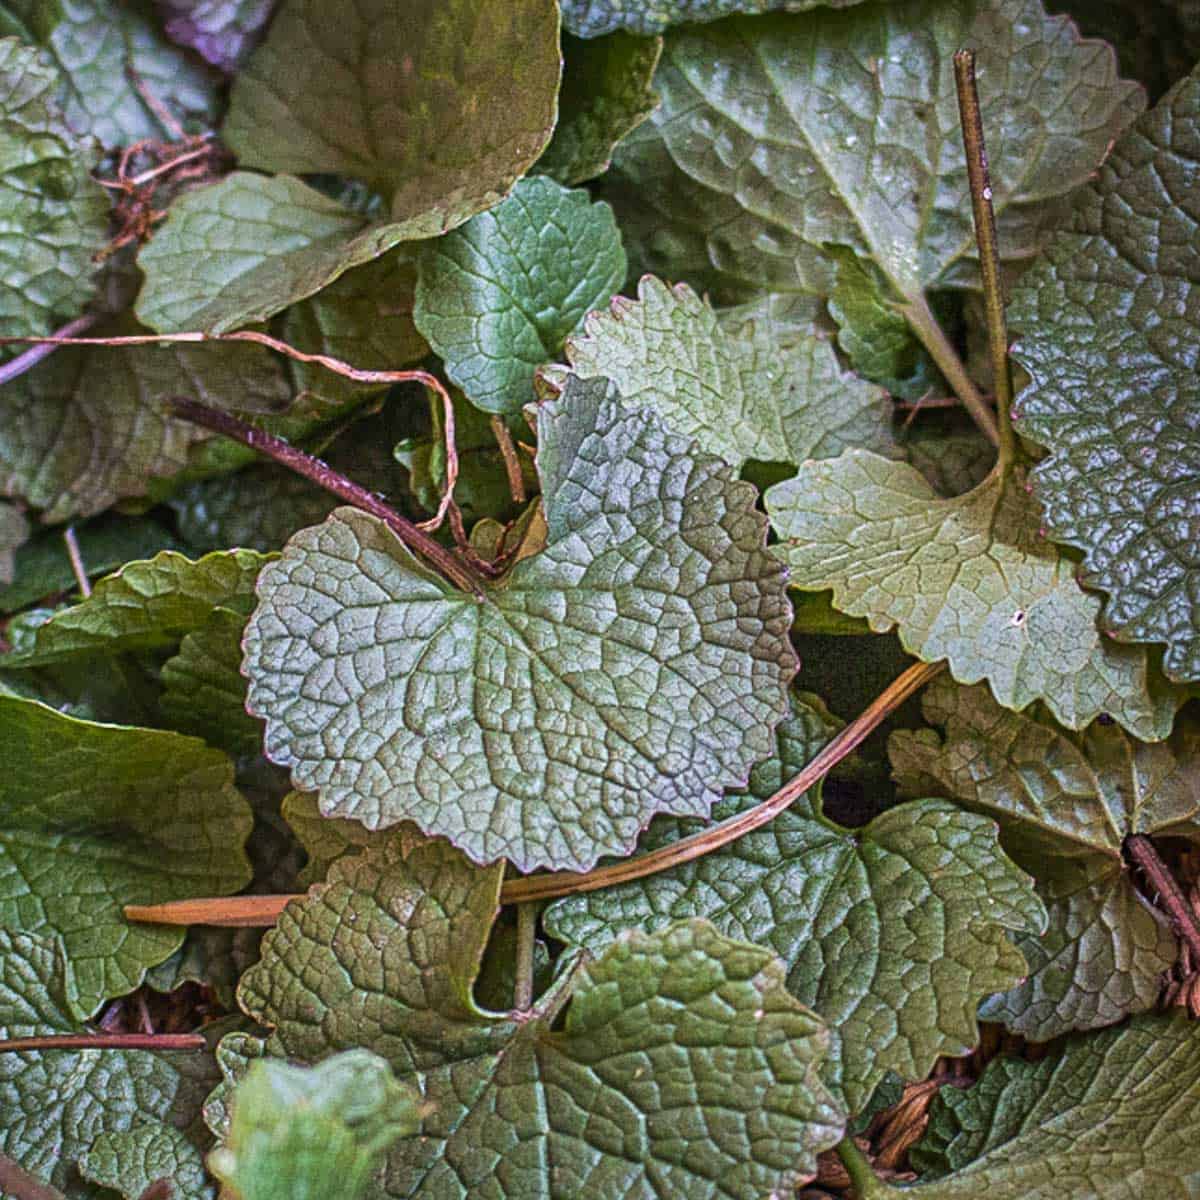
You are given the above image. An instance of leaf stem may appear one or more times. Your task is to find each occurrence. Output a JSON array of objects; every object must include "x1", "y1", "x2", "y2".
[
  {"x1": 0, "y1": 1152, "x2": 68, "y2": 1200},
  {"x1": 0, "y1": 314, "x2": 98, "y2": 386},
  {"x1": 836, "y1": 1137, "x2": 887, "y2": 1200},
  {"x1": 63, "y1": 526, "x2": 91, "y2": 597},
  {"x1": 514, "y1": 902, "x2": 538, "y2": 1011},
  {"x1": 954, "y1": 48, "x2": 1015, "y2": 467},
  {"x1": 491, "y1": 415, "x2": 527, "y2": 504},
  {"x1": 167, "y1": 398, "x2": 487, "y2": 598},
  {"x1": 123, "y1": 659, "x2": 944, "y2": 926},
  {"x1": 0, "y1": 1033, "x2": 206, "y2": 1052},
  {"x1": 899, "y1": 294, "x2": 999, "y2": 447},
  {"x1": 1126, "y1": 834, "x2": 1200, "y2": 962}
]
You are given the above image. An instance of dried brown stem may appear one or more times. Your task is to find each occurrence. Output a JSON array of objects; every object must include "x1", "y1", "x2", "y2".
[
  {"x1": 1126, "y1": 834, "x2": 1200, "y2": 963},
  {"x1": 168, "y1": 399, "x2": 486, "y2": 598},
  {"x1": 0, "y1": 1033, "x2": 206, "y2": 1052},
  {"x1": 63, "y1": 526, "x2": 91, "y2": 597},
  {"x1": 954, "y1": 49, "x2": 1016, "y2": 466},
  {"x1": 491, "y1": 415, "x2": 527, "y2": 504},
  {"x1": 124, "y1": 659, "x2": 944, "y2": 926}
]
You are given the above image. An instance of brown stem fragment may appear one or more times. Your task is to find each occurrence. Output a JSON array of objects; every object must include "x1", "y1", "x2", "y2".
[
  {"x1": 1126, "y1": 834, "x2": 1200, "y2": 963},
  {"x1": 0, "y1": 1033, "x2": 207, "y2": 1053},
  {"x1": 124, "y1": 659, "x2": 945, "y2": 925},
  {"x1": 0, "y1": 1152, "x2": 68, "y2": 1200},
  {"x1": 167, "y1": 398, "x2": 487, "y2": 599}
]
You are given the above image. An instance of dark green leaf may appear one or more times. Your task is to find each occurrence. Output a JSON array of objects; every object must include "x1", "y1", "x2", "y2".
[
  {"x1": 1, "y1": 0, "x2": 223, "y2": 145},
  {"x1": 890, "y1": 676, "x2": 1200, "y2": 1041},
  {"x1": 416, "y1": 178, "x2": 626, "y2": 414},
  {"x1": 0, "y1": 37, "x2": 108, "y2": 353},
  {"x1": 1010, "y1": 64, "x2": 1200, "y2": 682},
  {"x1": 237, "y1": 836, "x2": 846, "y2": 1199},
  {"x1": 561, "y1": 0, "x2": 862, "y2": 38},
  {"x1": 534, "y1": 31, "x2": 661, "y2": 186},
  {"x1": 244, "y1": 377, "x2": 795, "y2": 872},
  {"x1": 0, "y1": 514, "x2": 184, "y2": 614},
  {"x1": 79, "y1": 1123, "x2": 215, "y2": 1200},
  {"x1": 901, "y1": 1014, "x2": 1200, "y2": 1199},
  {"x1": 0, "y1": 501, "x2": 28, "y2": 586},
  {"x1": 546, "y1": 693, "x2": 1045, "y2": 1113},
  {"x1": 0, "y1": 693, "x2": 253, "y2": 1015},
  {"x1": 0, "y1": 930, "x2": 211, "y2": 1195}
]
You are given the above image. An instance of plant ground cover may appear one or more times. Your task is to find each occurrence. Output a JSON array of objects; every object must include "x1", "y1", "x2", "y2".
[{"x1": 0, "y1": 1, "x2": 1198, "y2": 1198}]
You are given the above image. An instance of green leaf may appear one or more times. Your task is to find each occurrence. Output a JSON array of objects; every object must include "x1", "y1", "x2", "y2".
[
  {"x1": 0, "y1": 37, "x2": 108, "y2": 352},
  {"x1": 899, "y1": 1013, "x2": 1200, "y2": 1199},
  {"x1": 244, "y1": 376, "x2": 795, "y2": 872},
  {"x1": 414, "y1": 178, "x2": 626, "y2": 415},
  {"x1": 533, "y1": 31, "x2": 661, "y2": 186},
  {"x1": 3, "y1": 547, "x2": 268, "y2": 665},
  {"x1": 134, "y1": 172, "x2": 414, "y2": 333},
  {"x1": 2, "y1": 0, "x2": 223, "y2": 146},
  {"x1": 281, "y1": 791, "x2": 387, "y2": 888},
  {"x1": 901, "y1": 415, "x2": 996, "y2": 498},
  {"x1": 890, "y1": 676, "x2": 1200, "y2": 1042},
  {"x1": 826, "y1": 250, "x2": 944, "y2": 400},
  {"x1": 79, "y1": 1123, "x2": 215, "y2": 1200},
  {"x1": 0, "y1": 514, "x2": 184, "y2": 615},
  {"x1": 0, "y1": 501, "x2": 27, "y2": 586},
  {"x1": 1009, "y1": 64, "x2": 1200, "y2": 683},
  {"x1": 767, "y1": 453, "x2": 1178, "y2": 739},
  {"x1": 604, "y1": 1, "x2": 1142, "y2": 304},
  {"x1": 565, "y1": 276, "x2": 894, "y2": 470},
  {"x1": 0, "y1": 929, "x2": 211, "y2": 1195},
  {"x1": 237, "y1": 837, "x2": 846, "y2": 1199},
  {"x1": 160, "y1": 607, "x2": 263, "y2": 757},
  {"x1": 223, "y1": 0, "x2": 560, "y2": 225},
  {"x1": 0, "y1": 693, "x2": 253, "y2": 1015},
  {"x1": 561, "y1": 0, "x2": 860, "y2": 38},
  {"x1": 209, "y1": 1051, "x2": 422, "y2": 1200},
  {"x1": 0, "y1": 313, "x2": 292, "y2": 521},
  {"x1": 545, "y1": 693, "x2": 1045, "y2": 1114},
  {"x1": 157, "y1": 0, "x2": 275, "y2": 72}
]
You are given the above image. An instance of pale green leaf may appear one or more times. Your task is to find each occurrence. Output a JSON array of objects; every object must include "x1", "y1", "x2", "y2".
[
  {"x1": 565, "y1": 276, "x2": 893, "y2": 470},
  {"x1": 209, "y1": 1052, "x2": 422, "y2": 1200},
  {"x1": 1010, "y1": 64, "x2": 1200, "y2": 682},
  {"x1": 281, "y1": 790, "x2": 387, "y2": 888},
  {"x1": 0, "y1": 37, "x2": 108, "y2": 352},
  {"x1": 767, "y1": 453, "x2": 1178, "y2": 738},
  {"x1": 223, "y1": 0, "x2": 560, "y2": 224},
  {"x1": 0, "y1": 313, "x2": 292, "y2": 521},
  {"x1": 244, "y1": 376, "x2": 795, "y2": 872},
  {"x1": 546, "y1": 693, "x2": 1045, "y2": 1113},
  {"x1": 603, "y1": 0, "x2": 1142, "y2": 304},
  {"x1": 534, "y1": 31, "x2": 661, "y2": 186},
  {"x1": 896, "y1": 1014, "x2": 1200, "y2": 1200},
  {"x1": 79, "y1": 1123, "x2": 215, "y2": 1200},
  {"x1": 3, "y1": 547, "x2": 268, "y2": 665},
  {"x1": 0, "y1": 930, "x2": 211, "y2": 1195},
  {"x1": 0, "y1": 693, "x2": 253, "y2": 1015},
  {"x1": 2, "y1": 0, "x2": 222, "y2": 146},
  {"x1": 134, "y1": 172, "x2": 413, "y2": 333},
  {"x1": 415, "y1": 178, "x2": 626, "y2": 415},
  {"x1": 890, "y1": 675, "x2": 1200, "y2": 1041},
  {"x1": 237, "y1": 836, "x2": 846, "y2": 1199}
]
